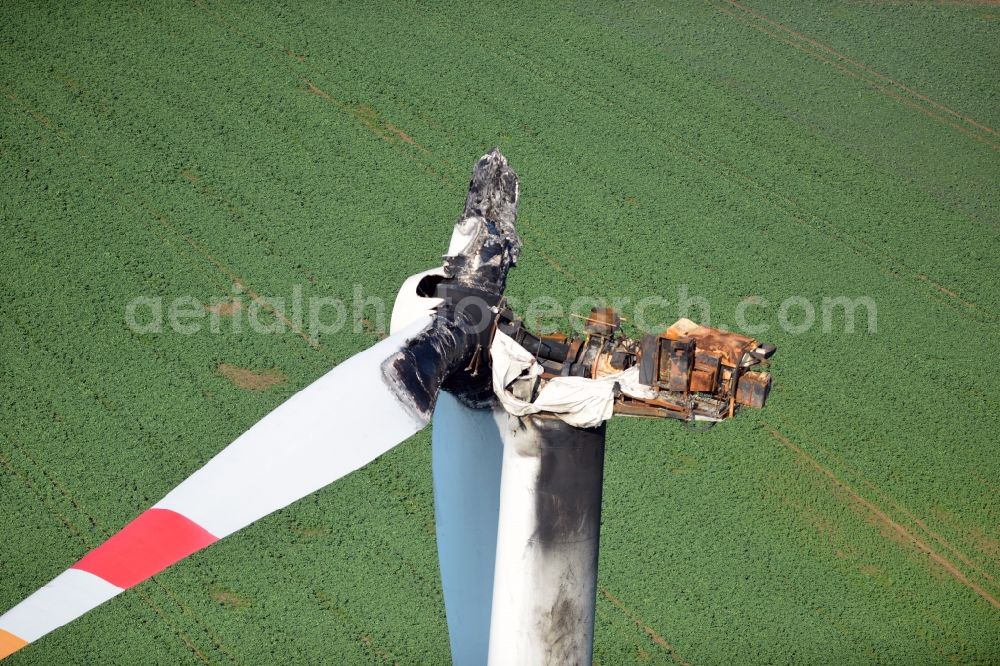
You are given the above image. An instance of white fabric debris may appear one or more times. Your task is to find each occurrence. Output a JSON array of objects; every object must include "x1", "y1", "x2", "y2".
[
  {"x1": 613, "y1": 365, "x2": 658, "y2": 400},
  {"x1": 490, "y1": 330, "x2": 654, "y2": 428}
]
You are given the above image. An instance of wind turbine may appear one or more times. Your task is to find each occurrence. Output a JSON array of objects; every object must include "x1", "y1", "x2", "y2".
[{"x1": 0, "y1": 149, "x2": 774, "y2": 664}]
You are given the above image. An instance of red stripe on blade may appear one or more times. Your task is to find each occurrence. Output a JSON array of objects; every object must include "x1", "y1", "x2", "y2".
[{"x1": 71, "y1": 508, "x2": 218, "y2": 589}]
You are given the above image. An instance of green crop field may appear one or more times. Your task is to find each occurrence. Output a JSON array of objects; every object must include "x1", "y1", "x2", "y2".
[{"x1": 1, "y1": 0, "x2": 998, "y2": 663}]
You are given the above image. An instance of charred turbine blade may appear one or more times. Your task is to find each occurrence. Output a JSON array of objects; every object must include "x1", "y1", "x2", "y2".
[
  {"x1": 445, "y1": 148, "x2": 521, "y2": 295},
  {"x1": 384, "y1": 149, "x2": 521, "y2": 415},
  {"x1": 382, "y1": 317, "x2": 476, "y2": 423},
  {"x1": 462, "y1": 148, "x2": 520, "y2": 252}
]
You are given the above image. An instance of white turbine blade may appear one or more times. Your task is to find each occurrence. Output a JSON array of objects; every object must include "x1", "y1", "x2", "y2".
[
  {"x1": 0, "y1": 315, "x2": 434, "y2": 660},
  {"x1": 432, "y1": 392, "x2": 504, "y2": 666},
  {"x1": 154, "y1": 313, "x2": 433, "y2": 537}
]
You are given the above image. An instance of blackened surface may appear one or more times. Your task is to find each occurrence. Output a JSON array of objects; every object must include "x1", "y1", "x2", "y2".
[
  {"x1": 415, "y1": 273, "x2": 446, "y2": 297},
  {"x1": 540, "y1": 582, "x2": 584, "y2": 666},
  {"x1": 434, "y1": 285, "x2": 501, "y2": 409},
  {"x1": 440, "y1": 367, "x2": 496, "y2": 409},
  {"x1": 383, "y1": 149, "x2": 521, "y2": 415},
  {"x1": 531, "y1": 417, "x2": 607, "y2": 549},
  {"x1": 444, "y1": 148, "x2": 521, "y2": 295},
  {"x1": 497, "y1": 316, "x2": 571, "y2": 362},
  {"x1": 381, "y1": 316, "x2": 478, "y2": 423}
]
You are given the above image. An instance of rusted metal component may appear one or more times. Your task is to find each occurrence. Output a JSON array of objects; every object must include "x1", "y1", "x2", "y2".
[
  {"x1": 614, "y1": 402, "x2": 679, "y2": 419},
  {"x1": 663, "y1": 318, "x2": 756, "y2": 368},
  {"x1": 540, "y1": 332, "x2": 569, "y2": 345},
  {"x1": 736, "y1": 371, "x2": 772, "y2": 409},
  {"x1": 494, "y1": 306, "x2": 775, "y2": 423},
  {"x1": 691, "y1": 352, "x2": 721, "y2": 392},
  {"x1": 665, "y1": 338, "x2": 695, "y2": 392},
  {"x1": 591, "y1": 347, "x2": 619, "y2": 379},
  {"x1": 638, "y1": 334, "x2": 657, "y2": 386},
  {"x1": 583, "y1": 307, "x2": 621, "y2": 336}
]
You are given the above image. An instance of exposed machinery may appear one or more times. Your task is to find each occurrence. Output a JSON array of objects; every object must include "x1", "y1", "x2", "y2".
[{"x1": 494, "y1": 305, "x2": 775, "y2": 423}]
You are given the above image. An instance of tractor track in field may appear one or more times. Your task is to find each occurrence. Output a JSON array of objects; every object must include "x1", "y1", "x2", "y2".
[
  {"x1": 707, "y1": 3, "x2": 999, "y2": 152},
  {"x1": 709, "y1": 68, "x2": 998, "y2": 233},
  {"x1": 766, "y1": 423, "x2": 1000, "y2": 610},
  {"x1": 712, "y1": 0, "x2": 999, "y2": 149},
  {"x1": 192, "y1": 0, "x2": 592, "y2": 295},
  {"x1": 405, "y1": 3, "x2": 997, "y2": 325},
  {"x1": 773, "y1": 415, "x2": 999, "y2": 589},
  {"x1": 599, "y1": 587, "x2": 690, "y2": 664},
  {"x1": 576, "y1": 1, "x2": 1000, "y2": 233},
  {"x1": 196, "y1": 0, "x2": 995, "y2": 325}
]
